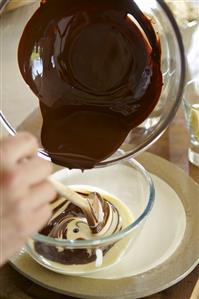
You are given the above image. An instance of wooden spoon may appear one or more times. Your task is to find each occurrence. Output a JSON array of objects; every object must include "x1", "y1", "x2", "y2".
[{"x1": 48, "y1": 177, "x2": 105, "y2": 232}]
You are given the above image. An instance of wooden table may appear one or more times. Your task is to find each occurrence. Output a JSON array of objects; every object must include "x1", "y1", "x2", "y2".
[{"x1": 0, "y1": 107, "x2": 198, "y2": 299}]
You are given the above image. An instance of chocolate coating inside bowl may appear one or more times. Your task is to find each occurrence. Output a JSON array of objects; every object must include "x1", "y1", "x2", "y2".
[{"x1": 18, "y1": 0, "x2": 162, "y2": 169}]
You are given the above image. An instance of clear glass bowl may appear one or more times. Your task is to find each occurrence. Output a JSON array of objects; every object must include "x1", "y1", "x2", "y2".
[
  {"x1": 25, "y1": 158, "x2": 155, "y2": 275},
  {"x1": 0, "y1": 0, "x2": 185, "y2": 168}
]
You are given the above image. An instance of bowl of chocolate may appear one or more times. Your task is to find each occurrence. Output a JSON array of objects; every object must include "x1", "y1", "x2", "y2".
[
  {"x1": 0, "y1": 0, "x2": 185, "y2": 169},
  {"x1": 25, "y1": 158, "x2": 154, "y2": 275}
]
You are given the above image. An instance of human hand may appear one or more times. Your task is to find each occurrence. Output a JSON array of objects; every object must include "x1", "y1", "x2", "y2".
[{"x1": 0, "y1": 132, "x2": 56, "y2": 266}]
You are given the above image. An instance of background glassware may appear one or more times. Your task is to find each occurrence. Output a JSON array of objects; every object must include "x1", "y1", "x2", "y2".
[
  {"x1": 164, "y1": 0, "x2": 199, "y2": 28},
  {"x1": 25, "y1": 158, "x2": 155, "y2": 275},
  {"x1": 0, "y1": 0, "x2": 35, "y2": 13},
  {"x1": 183, "y1": 79, "x2": 199, "y2": 167},
  {"x1": 0, "y1": 0, "x2": 185, "y2": 168}
]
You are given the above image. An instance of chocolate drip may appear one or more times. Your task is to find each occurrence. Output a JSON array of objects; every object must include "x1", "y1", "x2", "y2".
[{"x1": 18, "y1": 0, "x2": 162, "y2": 169}]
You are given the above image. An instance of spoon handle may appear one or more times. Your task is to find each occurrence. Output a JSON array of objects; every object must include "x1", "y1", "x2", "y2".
[{"x1": 48, "y1": 177, "x2": 89, "y2": 211}]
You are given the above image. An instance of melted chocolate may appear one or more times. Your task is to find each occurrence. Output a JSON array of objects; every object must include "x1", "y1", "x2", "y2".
[
  {"x1": 35, "y1": 241, "x2": 111, "y2": 265},
  {"x1": 34, "y1": 192, "x2": 121, "y2": 265},
  {"x1": 18, "y1": 0, "x2": 162, "y2": 169}
]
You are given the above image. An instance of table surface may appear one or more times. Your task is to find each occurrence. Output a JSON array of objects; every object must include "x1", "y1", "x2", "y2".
[{"x1": 0, "y1": 107, "x2": 198, "y2": 299}]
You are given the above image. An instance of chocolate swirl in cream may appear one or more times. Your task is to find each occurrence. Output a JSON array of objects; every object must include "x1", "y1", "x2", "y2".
[{"x1": 34, "y1": 190, "x2": 123, "y2": 265}]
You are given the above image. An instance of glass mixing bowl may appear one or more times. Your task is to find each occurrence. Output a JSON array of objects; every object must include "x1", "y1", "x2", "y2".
[
  {"x1": 25, "y1": 158, "x2": 155, "y2": 275},
  {"x1": 0, "y1": 0, "x2": 185, "y2": 167}
]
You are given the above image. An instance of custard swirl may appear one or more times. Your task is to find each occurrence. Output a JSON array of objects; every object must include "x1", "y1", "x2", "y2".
[
  {"x1": 34, "y1": 186, "x2": 133, "y2": 266},
  {"x1": 43, "y1": 191, "x2": 123, "y2": 241}
]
